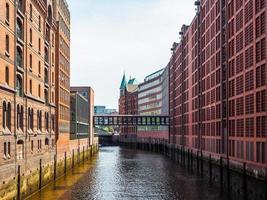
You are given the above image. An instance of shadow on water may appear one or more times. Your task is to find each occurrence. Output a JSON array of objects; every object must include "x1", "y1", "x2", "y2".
[{"x1": 28, "y1": 147, "x2": 229, "y2": 200}]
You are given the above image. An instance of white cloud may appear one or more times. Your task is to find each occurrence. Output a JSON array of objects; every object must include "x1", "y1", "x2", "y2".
[{"x1": 69, "y1": 0, "x2": 196, "y2": 108}]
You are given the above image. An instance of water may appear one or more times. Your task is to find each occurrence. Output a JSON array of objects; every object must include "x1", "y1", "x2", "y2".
[{"x1": 29, "y1": 147, "x2": 227, "y2": 200}]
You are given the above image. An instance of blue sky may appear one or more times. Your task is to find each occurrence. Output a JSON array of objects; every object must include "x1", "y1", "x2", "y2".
[{"x1": 68, "y1": 0, "x2": 196, "y2": 109}]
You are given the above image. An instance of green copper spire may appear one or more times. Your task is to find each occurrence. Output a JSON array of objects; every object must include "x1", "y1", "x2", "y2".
[{"x1": 120, "y1": 73, "x2": 127, "y2": 89}]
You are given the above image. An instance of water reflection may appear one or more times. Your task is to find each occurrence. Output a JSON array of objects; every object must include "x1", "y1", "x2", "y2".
[{"x1": 29, "y1": 147, "x2": 227, "y2": 200}]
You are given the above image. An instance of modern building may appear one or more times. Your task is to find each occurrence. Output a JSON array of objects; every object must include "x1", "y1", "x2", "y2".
[
  {"x1": 118, "y1": 73, "x2": 138, "y2": 137},
  {"x1": 137, "y1": 67, "x2": 169, "y2": 140},
  {"x1": 169, "y1": 0, "x2": 266, "y2": 170},
  {"x1": 0, "y1": 0, "x2": 57, "y2": 180},
  {"x1": 70, "y1": 91, "x2": 89, "y2": 140},
  {"x1": 94, "y1": 105, "x2": 117, "y2": 115},
  {"x1": 71, "y1": 87, "x2": 95, "y2": 146}
]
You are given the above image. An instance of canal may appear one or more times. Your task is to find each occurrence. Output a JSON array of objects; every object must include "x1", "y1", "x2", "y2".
[{"x1": 28, "y1": 147, "x2": 228, "y2": 200}]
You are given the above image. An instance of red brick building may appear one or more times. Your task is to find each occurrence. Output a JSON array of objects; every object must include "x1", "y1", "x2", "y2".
[
  {"x1": 170, "y1": 0, "x2": 266, "y2": 170},
  {"x1": 118, "y1": 73, "x2": 138, "y2": 137}
]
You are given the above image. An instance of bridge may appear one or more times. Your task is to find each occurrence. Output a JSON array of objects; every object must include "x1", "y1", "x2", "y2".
[{"x1": 93, "y1": 115, "x2": 170, "y2": 127}]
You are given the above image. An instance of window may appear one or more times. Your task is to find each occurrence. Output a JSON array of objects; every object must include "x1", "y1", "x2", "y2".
[
  {"x1": 245, "y1": 94, "x2": 254, "y2": 114},
  {"x1": 45, "y1": 48, "x2": 49, "y2": 63},
  {"x1": 28, "y1": 108, "x2": 34, "y2": 131},
  {"x1": 16, "y1": 75, "x2": 23, "y2": 97},
  {"x1": 256, "y1": 64, "x2": 266, "y2": 88},
  {"x1": 38, "y1": 84, "x2": 41, "y2": 98},
  {"x1": 17, "y1": 105, "x2": 23, "y2": 130},
  {"x1": 45, "y1": 112, "x2": 49, "y2": 131},
  {"x1": 30, "y1": 4, "x2": 33, "y2": 20},
  {"x1": 16, "y1": 19, "x2": 23, "y2": 40},
  {"x1": 29, "y1": 29, "x2": 32, "y2": 44},
  {"x1": 29, "y1": 79, "x2": 32, "y2": 94},
  {"x1": 5, "y1": 35, "x2": 9, "y2": 54},
  {"x1": 16, "y1": 47, "x2": 23, "y2": 68},
  {"x1": 37, "y1": 110, "x2": 42, "y2": 131},
  {"x1": 5, "y1": 67, "x2": 9, "y2": 85},
  {"x1": 17, "y1": 0, "x2": 23, "y2": 12},
  {"x1": 3, "y1": 102, "x2": 12, "y2": 131},
  {"x1": 38, "y1": 16, "x2": 41, "y2": 31},
  {"x1": 29, "y1": 54, "x2": 33, "y2": 69},
  {"x1": 6, "y1": 3, "x2": 10, "y2": 23},
  {"x1": 17, "y1": 140, "x2": 24, "y2": 160},
  {"x1": 31, "y1": 140, "x2": 34, "y2": 151},
  {"x1": 45, "y1": 89, "x2": 49, "y2": 105},
  {"x1": 256, "y1": 90, "x2": 266, "y2": 112},
  {"x1": 256, "y1": 38, "x2": 266, "y2": 63},
  {"x1": 38, "y1": 38, "x2": 41, "y2": 53},
  {"x1": 51, "y1": 115, "x2": 55, "y2": 131},
  {"x1": 38, "y1": 61, "x2": 41, "y2": 75}
]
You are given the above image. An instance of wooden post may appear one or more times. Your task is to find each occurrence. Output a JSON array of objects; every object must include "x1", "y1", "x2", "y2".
[
  {"x1": 54, "y1": 155, "x2": 57, "y2": 180},
  {"x1": 39, "y1": 159, "x2": 42, "y2": 189},
  {"x1": 242, "y1": 163, "x2": 247, "y2": 200},
  {"x1": 17, "y1": 165, "x2": 21, "y2": 200},
  {"x1": 209, "y1": 154, "x2": 212, "y2": 184},
  {"x1": 220, "y1": 157, "x2": 223, "y2": 191},
  {"x1": 64, "y1": 152, "x2": 67, "y2": 174},
  {"x1": 72, "y1": 149, "x2": 74, "y2": 168}
]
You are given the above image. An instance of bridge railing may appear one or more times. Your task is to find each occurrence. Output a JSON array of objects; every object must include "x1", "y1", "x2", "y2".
[{"x1": 93, "y1": 115, "x2": 170, "y2": 127}]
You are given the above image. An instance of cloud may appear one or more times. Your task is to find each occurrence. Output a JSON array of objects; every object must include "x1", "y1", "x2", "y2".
[{"x1": 68, "y1": 0, "x2": 196, "y2": 108}]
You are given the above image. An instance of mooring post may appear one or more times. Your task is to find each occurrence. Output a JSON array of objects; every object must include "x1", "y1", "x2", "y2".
[
  {"x1": 72, "y1": 149, "x2": 74, "y2": 168},
  {"x1": 227, "y1": 158, "x2": 230, "y2": 192},
  {"x1": 83, "y1": 146, "x2": 85, "y2": 162},
  {"x1": 17, "y1": 165, "x2": 21, "y2": 200},
  {"x1": 64, "y1": 152, "x2": 67, "y2": 174},
  {"x1": 39, "y1": 159, "x2": 42, "y2": 189},
  {"x1": 243, "y1": 163, "x2": 247, "y2": 200},
  {"x1": 54, "y1": 154, "x2": 57, "y2": 180},
  {"x1": 200, "y1": 151, "x2": 203, "y2": 177},
  {"x1": 187, "y1": 149, "x2": 190, "y2": 169},
  {"x1": 209, "y1": 154, "x2": 212, "y2": 184},
  {"x1": 220, "y1": 157, "x2": 223, "y2": 191}
]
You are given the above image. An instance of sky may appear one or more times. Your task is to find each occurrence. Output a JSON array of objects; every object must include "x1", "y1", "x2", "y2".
[{"x1": 68, "y1": 0, "x2": 196, "y2": 109}]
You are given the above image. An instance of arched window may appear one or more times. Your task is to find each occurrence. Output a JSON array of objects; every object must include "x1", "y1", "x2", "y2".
[
  {"x1": 16, "y1": 19, "x2": 23, "y2": 40},
  {"x1": 45, "y1": 112, "x2": 49, "y2": 131},
  {"x1": 7, "y1": 102, "x2": 11, "y2": 130},
  {"x1": 16, "y1": 75, "x2": 23, "y2": 97},
  {"x1": 20, "y1": 106, "x2": 23, "y2": 130},
  {"x1": 5, "y1": 67, "x2": 9, "y2": 85},
  {"x1": 5, "y1": 35, "x2": 9, "y2": 53},
  {"x1": 17, "y1": 105, "x2": 20, "y2": 129},
  {"x1": 29, "y1": 29, "x2": 32, "y2": 44},
  {"x1": 6, "y1": 3, "x2": 10, "y2": 22},
  {"x1": 17, "y1": 105, "x2": 23, "y2": 130},
  {"x1": 31, "y1": 109, "x2": 34, "y2": 130},
  {"x1": 17, "y1": 140, "x2": 24, "y2": 160},
  {"x1": 45, "y1": 138, "x2": 49, "y2": 146},
  {"x1": 2, "y1": 102, "x2": 7, "y2": 129},
  {"x1": 16, "y1": 46, "x2": 23, "y2": 68}
]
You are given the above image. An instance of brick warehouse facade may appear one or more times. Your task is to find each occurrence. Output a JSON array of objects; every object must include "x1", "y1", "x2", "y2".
[
  {"x1": 0, "y1": 1, "x2": 98, "y2": 198},
  {"x1": 169, "y1": 0, "x2": 266, "y2": 170},
  {"x1": 0, "y1": 0, "x2": 57, "y2": 181}
]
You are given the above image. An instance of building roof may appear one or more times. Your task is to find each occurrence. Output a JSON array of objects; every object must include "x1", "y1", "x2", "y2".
[
  {"x1": 120, "y1": 73, "x2": 127, "y2": 89},
  {"x1": 128, "y1": 78, "x2": 138, "y2": 85}
]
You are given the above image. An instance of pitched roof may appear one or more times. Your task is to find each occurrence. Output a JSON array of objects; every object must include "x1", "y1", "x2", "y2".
[{"x1": 128, "y1": 78, "x2": 138, "y2": 85}]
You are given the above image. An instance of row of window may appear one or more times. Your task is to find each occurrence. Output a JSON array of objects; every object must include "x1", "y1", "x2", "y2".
[{"x1": 1, "y1": 101, "x2": 55, "y2": 132}]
